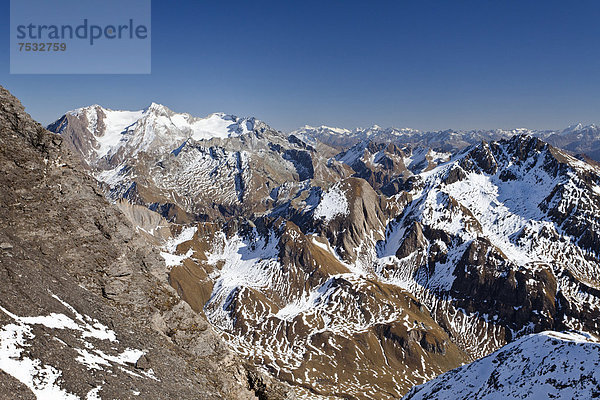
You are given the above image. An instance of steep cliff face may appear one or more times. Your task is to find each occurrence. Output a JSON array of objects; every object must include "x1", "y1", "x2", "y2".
[{"x1": 0, "y1": 86, "x2": 291, "y2": 399}]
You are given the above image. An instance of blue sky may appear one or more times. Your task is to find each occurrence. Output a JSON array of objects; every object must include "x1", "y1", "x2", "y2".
[{"x1": 2, "y1": 0, "x2": 600, "y2": 131}]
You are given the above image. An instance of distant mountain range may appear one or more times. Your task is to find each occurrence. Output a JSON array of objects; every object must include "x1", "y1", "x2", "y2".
[
  {"x1": 49, "y1": 102, "x2": 600, "y2": 162},
  {"x1": 293, "y1": 122, "x2": 600, "y2": 161}
]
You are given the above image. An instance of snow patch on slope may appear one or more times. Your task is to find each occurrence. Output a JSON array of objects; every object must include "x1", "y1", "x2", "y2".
[
  {"x1": 160, "y1": 226, "x2": 197, "y2": 267},
  {"x1": 274, "y1": 277, "x2": 338, "y2": 321},
  {"x1": 207, "y1": 232, "x2": 280, "y2": 294},
  {"x1": 313, "y1": 184, "x2": 349, "y2": 223},
  {"x1": 69, "y1": 106, "x2": 144, "y2": 159},
  {"x1": 186, "y1": 112, "x2": 254, "y2": 141},
  {"x1": 0, "y1": 321, "x2": 79, "y2": 400},
  {"x1": 0, "y1": 294, "x2": 154, "y2": 400}
]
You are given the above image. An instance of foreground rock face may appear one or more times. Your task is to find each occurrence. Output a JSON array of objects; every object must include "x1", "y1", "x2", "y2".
[{"x1": 0, "y1": 86, "x2": 291, "y2": 399}]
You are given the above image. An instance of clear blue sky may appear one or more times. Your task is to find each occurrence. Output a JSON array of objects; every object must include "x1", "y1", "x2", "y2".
[{"x1": 2, "y1": 0, "x2": 600, "y2": 132}]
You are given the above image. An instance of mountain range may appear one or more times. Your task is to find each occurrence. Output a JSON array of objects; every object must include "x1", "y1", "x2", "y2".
[
  {"x1": 1, "y1": 91, "x2": 598, "y2": 399},
  {"x1": 293, "y1": 122, "x2": 600, "y2": 161},
  {"x1": 47, "y1": 102, "x2": 600, "y2": 399}
]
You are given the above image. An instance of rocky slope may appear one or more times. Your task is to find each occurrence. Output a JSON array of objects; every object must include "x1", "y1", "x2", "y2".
[
  {"x1": 0, "y1": 86, "x2": 292, "y2": 399},
  {"x1": 158, "y1": 136, "x2": 600, "y2": 399}
]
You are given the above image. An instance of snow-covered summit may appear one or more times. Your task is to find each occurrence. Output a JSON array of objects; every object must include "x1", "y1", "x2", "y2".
[
  {"x1": 560, "y1": 122, "x2": 600, "y2": 135},
  {"x1": 50, "y1": 103, "x2": 261, "y2": 164}
]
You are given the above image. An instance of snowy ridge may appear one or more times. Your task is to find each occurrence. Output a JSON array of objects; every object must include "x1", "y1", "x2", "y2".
[
  {"x1": 403, "y1": 331, "x2": 600, "y2": 400},
  {"x1": 54, "y1": 104, "x2": 259, "y2": 165},
  {"x1": 370, "y1": 136, "x2": 600, "y2": 356}
]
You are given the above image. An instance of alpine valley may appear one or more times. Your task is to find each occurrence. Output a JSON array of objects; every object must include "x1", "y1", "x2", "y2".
[{"x1": 1, "y1": 85, "x2": 600, "y2": 399}]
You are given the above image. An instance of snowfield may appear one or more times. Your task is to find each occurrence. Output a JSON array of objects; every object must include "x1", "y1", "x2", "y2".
[{"x1": 313, "y1": 184, "x2": 349, "y2": 222}]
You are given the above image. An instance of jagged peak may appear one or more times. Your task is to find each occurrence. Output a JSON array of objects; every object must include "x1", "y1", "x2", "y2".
[
  {"x1": 459, "y1": 133, "x2": 600, "y2": 176},
  {"x1": 561, "y1": 122, "x2": 599, "y2": 135},
  {"x1": 144, "y1": 102, "x2": 173, "y2": 115},
  {"x1": 483, "y1": 133, "x2": 545, "y2": 160}
]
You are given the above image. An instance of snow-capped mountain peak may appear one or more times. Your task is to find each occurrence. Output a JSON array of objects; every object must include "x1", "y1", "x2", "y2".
[
  {"x1": 567, "y1": 122, "x2": 585, "y2": 131},
  {"x1": 49, "y1": 104, "x2": 262, "y2": 165},
  {"x1": 561, "y1": 122, "x2": 599, "y2": 135},
  {"x1": 145, "y1": 101, "x2": 169, "y2": 113}
]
